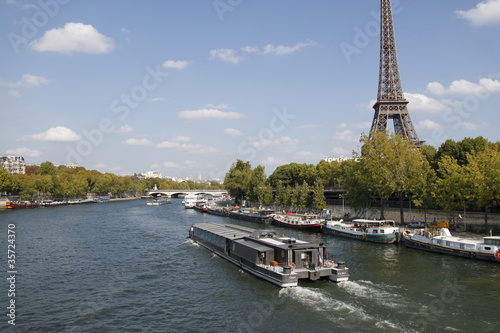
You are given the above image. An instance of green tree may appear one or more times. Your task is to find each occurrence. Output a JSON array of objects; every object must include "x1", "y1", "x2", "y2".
[
  {"x1": 38, "y1": 161, "x2": 57, "y2": 175},
  {"x1": 268, "y1": 163, "x2": 317, "y2": 188},
  {"x1": 246, "y1": 165, "x2": 267, "y2": 204},
  {"x1": 464, "y1": 146, "x2": 500, "y2": 225},
  {"x1": 224, "y1": 160, "x2": 252, "y2": 204},
  {"x1": 339, "y1": 158, "x2": 373, "y2": 214},
  {"x1": 0, "y1": 167, "x2": 15, "y2": 194},
  {"x1": 296, "y1": 181, "x2": 311, "y2": 210},
  {"x1": 258, "y1": 185, "x2": 274, "y2": 206},
  {"x1": 13, "y1": 174, "x2": 37, "y2": 200},
  {"x1": 436, "y1": 156, "x2": 467, "y2": 218},
  {"x1": 315, "y1": 160, "x2": 341, "y2": 187},
  {"x1": 358, "y1": 131, "x2": 435, "y2": 223},
  {"x1": 312, "y1": 178, "x2": 327, "y2": 211}
]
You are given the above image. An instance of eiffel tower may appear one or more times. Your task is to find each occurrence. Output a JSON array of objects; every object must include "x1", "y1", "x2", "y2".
[{"x1": 370, "y1": 0, "x2": 424, "y2": 147}]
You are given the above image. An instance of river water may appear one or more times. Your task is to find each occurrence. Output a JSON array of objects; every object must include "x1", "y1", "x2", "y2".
[{"x1": 0, "y1": 199, "x2": 498, "y2": 332}]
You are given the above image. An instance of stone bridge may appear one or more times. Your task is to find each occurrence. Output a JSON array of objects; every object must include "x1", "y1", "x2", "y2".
[{"x1": 148, "y1": 189, "x2": 228, "y2": 198}]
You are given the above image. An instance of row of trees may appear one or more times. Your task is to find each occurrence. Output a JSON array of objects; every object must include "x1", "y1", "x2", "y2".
[
  {"x1": 223, "y1": 160, "x2": 328, "y2": 211},
  {"x1": 0, "y1": 162, "x2": 223, "y2": 201},
  {"x1": 223, "y1": 133, "x2": 500, "y2": 223}
]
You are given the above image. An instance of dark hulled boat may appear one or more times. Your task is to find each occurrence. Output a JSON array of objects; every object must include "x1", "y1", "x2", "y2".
[{"x1": 188, "y1": 223, "x2": 349, "y2": 287}]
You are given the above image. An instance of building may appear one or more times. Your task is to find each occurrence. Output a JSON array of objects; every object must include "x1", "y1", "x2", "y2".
[
  {"x1": 0, "y1": 154, "x2": 26, "y2": 174},
  {"x1": 323, "y1": 156, "x2": 353, "y2": 163},
  {"x1": 139, "y1": 171, "x2": 163, "y2": 179}
]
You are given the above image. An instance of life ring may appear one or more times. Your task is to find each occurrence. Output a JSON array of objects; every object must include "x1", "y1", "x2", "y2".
[
  {"x1": 326, "y1": 260, "x2": 334, "y2": 268},
  {"x1": 494, "y1": 251, "x2": 500, "y2": 260},
  {"x1": 290, "y1": 263, "x2": 296, "y2": 270}
]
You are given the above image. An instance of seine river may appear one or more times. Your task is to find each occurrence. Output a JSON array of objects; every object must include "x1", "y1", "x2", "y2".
[{"x1": 1, "y1": 199, "x2": 499, "y2": 332}]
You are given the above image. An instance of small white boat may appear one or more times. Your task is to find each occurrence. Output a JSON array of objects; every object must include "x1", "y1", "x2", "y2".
[
  {"x1": 322, "y1": 219, "x2": 402, "y2": 244},
  {"x1": 183, "y1": 194, "x2": 206, "y2": 209},
  {"x1": 146, "y1": 198, "x2": 171, "y2": 206},
  {"x1": 403, "y1": 228, "x2": 500, "y2": 262}
]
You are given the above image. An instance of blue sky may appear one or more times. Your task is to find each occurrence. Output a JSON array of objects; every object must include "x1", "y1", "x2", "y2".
[{"x1": 1, "y1": 0, "x2": 500, "y2": 180}]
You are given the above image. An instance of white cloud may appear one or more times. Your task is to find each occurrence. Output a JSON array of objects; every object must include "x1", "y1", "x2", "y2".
[
  {"x1": 332, "y1": 129, "x2": 359, "y2": 143},
  {"x1": 123, "y1": 138, "x2": 153, "y2": 146},
  {"x1": 6, "y1": 147, "x2": 41, "y2": 157},
  {"x1": 460, "y1": 122, "x2": 479, "y2": 130},
  {"x1": 252, "y1": 136, "x2": 299, "y2": 151},
  {"x1": 427, "y1": 78, "x2": 500, "y2": 96},
  {"x1": 30, "y1": 22, "x2": 115, "y2": 54},
  {"x1": 417, "y1": 119, "x2": 443, "y2": 130},
  {"x1": 405, "y1": 93, "x2": 451, "y2": 113},
  {"x1": 241, "y1": 40, "x2": 316, "y2": 56},
  {"x1": 261, "y1": 156, "x2": 287, "y2": 165},
  {"x1": 331, "y1": 146, "x2": 352, "y2": 157},
  {"x1": 0, "y1": 74, "x2": 49, "y2": 88},
  {"x1": 163, "y1": 161, "x2": 180, "y2": 168},
  {"x1": 7, "y1": 90, "x2": 21, "y2": 98},
  {"x1": 294, "y1": 124, "x2": 322, "y2": 129},
  {"x1": 295, "y1": 150, "x2": 323, "y2": 160},
  {"x1": 261, "y1": 40, "x2": 316, "y2": 56},
  {"x1": 210, "y1": 49, "x2": 243, "y2": 64},
  {"x1": 148, "y1": 97, "x2": 166, "y2": 103},
  {"x1": 115, "y1": 125, "x2": 133, "y2": 133},
  {"x1": 205, "y1": 103, "x2": 230, "y2": 109},
  {"x1": 241, "y1": 46, "x2": 259, "y2": 53},
  {"x1": 178, "y1": 108, "x2": 244, "y2": 120},
  {"x1": 171, "y1": 136, "x2": 191, "y2": 143},
  {"x1": 456, "y1": 0, "x2": 500, "y2": 26},
  {"x1": 22, "y1": 126, "x2": 81, "y2": 142},
  {"x1": 223, "y1": 128, "x2": 242, "y2": 136},
  {"x1": 162, "y1": 60, "x2": 191, "y2": 70},
  {"x1": 156, "y1": 136, "x2": 217, "y2": 154}
]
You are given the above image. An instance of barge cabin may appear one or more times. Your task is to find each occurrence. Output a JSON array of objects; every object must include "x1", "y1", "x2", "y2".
[{"x1": 189, "y1": 223, "x2": 349, "y2": 287}]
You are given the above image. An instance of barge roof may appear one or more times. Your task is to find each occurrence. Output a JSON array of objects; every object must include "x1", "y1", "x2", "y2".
[{"x1": 192, "y1": 222, "x2": 254, "y2": 240}]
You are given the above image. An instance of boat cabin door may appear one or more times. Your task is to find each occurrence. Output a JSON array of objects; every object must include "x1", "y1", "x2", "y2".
[{"x1": 294, "y1": 250, "x2": 315, "y2": 269}]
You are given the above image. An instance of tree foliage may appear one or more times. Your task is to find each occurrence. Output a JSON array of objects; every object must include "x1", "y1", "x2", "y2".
[{"x1": 0, "y1": 163, "x2": 222, "y2": 201}]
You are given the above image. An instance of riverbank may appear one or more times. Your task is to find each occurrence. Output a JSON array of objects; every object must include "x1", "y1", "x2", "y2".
[
  {"x1": 109, "y1": 197, "x2": 142, "y2": 202},
  {"x1": 328, "y1": 204, "x2": 500, "y2": 234}
]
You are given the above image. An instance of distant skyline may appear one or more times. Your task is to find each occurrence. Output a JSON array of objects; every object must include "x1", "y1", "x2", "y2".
[{"x1": 1, "y1": 0, "x2": 500, "y2": 179}]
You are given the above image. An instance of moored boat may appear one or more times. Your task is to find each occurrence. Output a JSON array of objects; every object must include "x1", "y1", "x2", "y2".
[
  {"x1": 271, "y1": 213, "x2": 323, "y2": 231},
  {"x1": 322, "y1": 219, "x2": 402, "y2": 244},
  {"x1": 227, "y1": 209, "x2": 274, "y2": 224},
  {"x1": 5, "y1": 201, "x2": 39, "y2": 209},
  {"x1": 183, "y1": 194, "x2": 206, "y2": 209},
  {"x1": 68, "y1": 198, "x2": 98, "y2": 204},
  {"x1": 403, "y1": 228, "x2": 500, "y2": 262},
  {"x1": 188, "y1": 223, "x2": 349, "y2": 287},
  {"x1": 146, "y1": 197, "x2": 171, "y2": 205},
  {"x1": 40, "y1": 200, "x2": 68, "y2": 207}
]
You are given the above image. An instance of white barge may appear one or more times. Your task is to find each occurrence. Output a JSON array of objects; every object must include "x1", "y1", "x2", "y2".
[
  {"x1": 189, "y1": 223, "x2": 349, "y2": 287},
  {"x1": 403, "y1": 228, "x2": 500, "y2": 262},
  {"x1": 322, "y1": 219, "x2": 402, "y2": 244}
]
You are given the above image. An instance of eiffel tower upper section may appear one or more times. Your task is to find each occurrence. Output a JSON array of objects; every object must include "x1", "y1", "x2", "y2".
[{"x1": 370, "y1": 0, "x2": 424, "y2": 147}]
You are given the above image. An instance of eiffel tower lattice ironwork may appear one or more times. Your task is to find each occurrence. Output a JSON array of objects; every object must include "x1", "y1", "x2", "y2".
[{"x1": 370, "y1": 0, "x2": 424, "y2": 147}]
